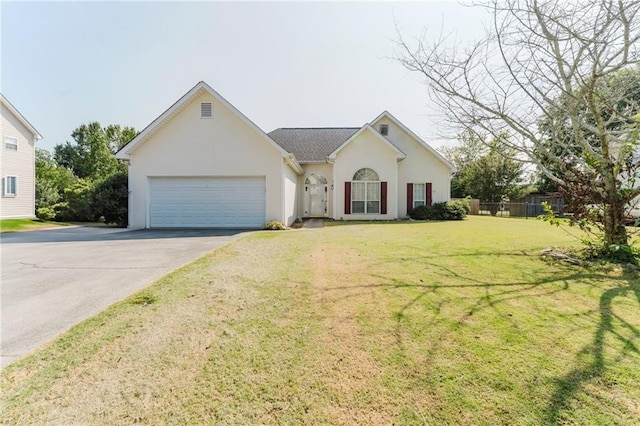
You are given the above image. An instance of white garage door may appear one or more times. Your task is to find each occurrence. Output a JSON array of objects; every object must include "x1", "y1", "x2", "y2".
[{"x1": 149, "y1": 177, "x2": 266, "y2": 228}]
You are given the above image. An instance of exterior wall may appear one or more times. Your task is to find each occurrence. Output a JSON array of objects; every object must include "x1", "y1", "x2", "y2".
[
  {"x1": 299, "y1": 163, "x2": 333, "y2": 218},
  {"x1": 372, "y1": 117, "x2": 452, "y2": 217},
  {"x1": 0, "y1": 105, "x2": 37, "y2": 218},
  {"x1": 333, "y1": 129, "x2": 398, "y2": 220},
  {"x1": 283, "y1": 162, "x2": 298, "y2": 226},
  {"x1": 128, "y1": 91, "x2": 285, "y2": 229}
]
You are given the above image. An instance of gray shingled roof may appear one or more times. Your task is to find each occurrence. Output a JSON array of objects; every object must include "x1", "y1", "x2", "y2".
[{"x1": 268, "y1": 128, "x2": 360, "y2": 162}]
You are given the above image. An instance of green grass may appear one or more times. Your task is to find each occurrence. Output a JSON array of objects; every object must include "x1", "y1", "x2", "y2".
[
  {"x1": 0, "y1": 218, "x2": 70, "y2": 233},
  {"x1": 1, "y1": 216, "x2": 638, "y2": 425}
]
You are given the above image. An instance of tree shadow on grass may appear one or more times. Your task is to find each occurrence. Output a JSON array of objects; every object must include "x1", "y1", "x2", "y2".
[
  {"x1": 544, "y1": 275, "x2": 640, "y2": 424},
  {"x1": 320, "y1": 255, "x2": 639, "y2": 422}
]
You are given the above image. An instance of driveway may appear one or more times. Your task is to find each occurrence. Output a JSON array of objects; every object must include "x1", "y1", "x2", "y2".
[{"x1": 1, "y1": 226, "x2": 249, "y2": 368}]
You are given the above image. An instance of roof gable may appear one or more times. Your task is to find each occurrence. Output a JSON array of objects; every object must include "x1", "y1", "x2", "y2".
[
  {"x1": 0, "y1": 94, "x2": 43, "y2": 141},
  {"x1": 370, "y1": 111, "x2": 456, "y2": 171},
  {"x1": 327, "y1": 124, "x2": 406, "y2": 160},
  {"x1": 115, "y1": 82, "x2": 295, "y2": 166}
]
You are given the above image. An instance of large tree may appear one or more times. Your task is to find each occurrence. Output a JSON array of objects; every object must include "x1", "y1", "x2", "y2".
[
  {"x1": 396, "y1": 0, "x2": 640, "y2": 258},
  {"x1": 54, "y1": 122, "x2": 136, "y2": 180}
]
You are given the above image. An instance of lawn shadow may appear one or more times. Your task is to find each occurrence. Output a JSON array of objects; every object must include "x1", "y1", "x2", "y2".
[
  {"x1": 320, "y1": 253, "x2": 639, "y2": 422},
  {"x1": 544, "y1": 273, "x2": 640, "y2": 424}
]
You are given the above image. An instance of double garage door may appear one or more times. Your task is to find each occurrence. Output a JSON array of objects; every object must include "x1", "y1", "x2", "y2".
[{"x1": 149, "y1": 177, "x2": 265, "y2": 228}]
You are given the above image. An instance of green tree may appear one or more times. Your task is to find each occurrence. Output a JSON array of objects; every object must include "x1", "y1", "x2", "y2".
[
  {"x1": 35, "y1": 148, "x2": 77, "y2": 218},
  {"x1": 54, "y1": 122, "x2": 136, "y2": 180},
  {"x1": 93, "y1": 172, "x2": 128, "y2": 227},
  {"x1": 442, "y1": 133, "x2": 526, "y2": 214}
]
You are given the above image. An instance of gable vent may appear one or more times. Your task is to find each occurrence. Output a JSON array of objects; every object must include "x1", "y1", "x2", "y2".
[
  {"x1": 380, "y1": 124, "x2": 389, "y2": 136},
  {"x1": 201, "y1": 102, "x2": 213, "y2": 118}
]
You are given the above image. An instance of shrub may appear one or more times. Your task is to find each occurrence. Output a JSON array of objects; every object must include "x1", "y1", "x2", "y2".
[
  {"x1": 265, "y1": 220, "x2": 286, "y2": 230},
  {"x1": 409, "y1": 205, "x2": 434, "y2": 220},
  {"x1": 409, "y1": 201, "x2": 468, "y2": 221},
  {"x1": 36, "y1": 207, "x2": 56, "y2": 221},
  {"x1": 93, "y1": 172, "x2": 128, "y2": 227},
  {"x1": 444, "y1": 201, "x2": 467, "y2": 220}
]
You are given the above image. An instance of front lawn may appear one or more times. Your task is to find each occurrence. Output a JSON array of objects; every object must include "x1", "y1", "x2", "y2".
[
  {"x1": 2, "y1": 216, "x2": 638, "y2": 424},
  {"x1": 0, "y1": 218, "x2": 70, "y2": 233}
]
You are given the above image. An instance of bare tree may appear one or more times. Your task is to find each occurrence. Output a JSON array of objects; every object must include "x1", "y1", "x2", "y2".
[{"x1": 396, "y1": 0, "x2": 640, "y2": 257}]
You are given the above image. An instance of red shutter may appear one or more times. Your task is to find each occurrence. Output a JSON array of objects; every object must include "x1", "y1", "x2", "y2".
[
  {"x1": 381, "y1": 182, "x2": 388, "y2": 214},
  {"x1": 426, "y1": 182, "x2": 433, "y2": 206},
  {"x1": 344, "y1": 182, "x2": 351, "y2": 214},
  {"x1": 407, "y1": 183, "x2": 413, "y2": 214}
]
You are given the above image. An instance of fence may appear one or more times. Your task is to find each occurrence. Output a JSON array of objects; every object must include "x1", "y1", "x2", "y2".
[{"x1": 452, "y1": 198, "x2": 565, "y2": 218}]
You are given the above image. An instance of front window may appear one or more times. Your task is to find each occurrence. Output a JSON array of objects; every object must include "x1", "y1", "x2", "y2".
[
  {"x1": 413, "y1": 183, "x2": 426, "y2": 208},
  {"x1": 4, "y1": 176, "x2": 17, "y2": 196},
  {"x1": 352, "y1": 168, "x2": 380, "y2": 214}
]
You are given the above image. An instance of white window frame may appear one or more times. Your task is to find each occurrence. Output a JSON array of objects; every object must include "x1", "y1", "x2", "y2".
[
  {"x1": 4, "y1": 136, "x2": 18, "y2": 151},
  {"x1": 200, "y1": 102, "x2": 213, "y2": 118},
  {"x1": 352, "y1": 168, "x2": 380, "y2": 214},
  {"x1": 413, "y1": 183, "x2": 426, "y2": 208},
  {"x1": 4, "y1": 175, "x2": 17, "y2": 197}
]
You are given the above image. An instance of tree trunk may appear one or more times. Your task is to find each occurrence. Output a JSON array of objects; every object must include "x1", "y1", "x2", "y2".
[{"x1": 603, "y1": 201, "x2": 628, "y2": 247}]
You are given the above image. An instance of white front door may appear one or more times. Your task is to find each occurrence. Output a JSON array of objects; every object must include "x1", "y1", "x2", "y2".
[{"x1": 304, "y1": 173, "x2": 328, "y2": 217}]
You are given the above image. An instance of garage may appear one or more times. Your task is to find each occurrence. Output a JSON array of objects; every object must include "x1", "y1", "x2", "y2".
[{"x1": 148, "y1": 177, "x2": 266, "y2": 228}]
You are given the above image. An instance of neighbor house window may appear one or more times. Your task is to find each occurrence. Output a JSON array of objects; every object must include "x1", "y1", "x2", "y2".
[
  {"x1": 380, "y1": 124, "x2": 389, "y2": 136},
  {"x1": 352, "y1": 168, "x2": 380, "y2": 214},
  {"x1": 4, "y1": 136, "x2": 18, "y2": 151},
  {"x1": 3, "y1": 176, "x2": 17, "y2": 196},
  {"x1": 201, "y1": 102, "x2": 213, "y2": 118},
  {"x1": 413, "y1": 183, "x2": 426, "y2": 208}
]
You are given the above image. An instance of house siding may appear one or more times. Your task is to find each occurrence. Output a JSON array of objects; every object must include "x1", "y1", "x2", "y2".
[
  {"x1": 333, "y1": 129, "x2": 398, "y2": 220},
  {"x1": 127, "y1": 91, "x2": 285, "y2": 229},
  {"x1": 283, "y1": 162, "x2": 298, "y2": 225},
  {"x1": 0, "y1": 104, "x2": 37, "y2": 219},
  {"x1": 372, "y1": 117, "x2": 452, "y2": 217}
]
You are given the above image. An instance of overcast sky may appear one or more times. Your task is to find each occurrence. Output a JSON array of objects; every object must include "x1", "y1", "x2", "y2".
[{"x1": 2, "y1": 1, "x2": 489, "y2": 153}]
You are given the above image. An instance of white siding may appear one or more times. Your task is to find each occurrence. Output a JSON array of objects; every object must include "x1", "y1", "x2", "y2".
[
  {"x1": 372, "y1": 117, "x2": 452, "y2": 217},
  {"x1": 0, "y1": 105, "x2": 37, "y2": 219},
  {"x1": 283, "y1": 163, "x2": 298, "y2": 226},
  {"x1": 333, "y1": 129, "x2": 398, "y2": 220},
  {"x1": 127, "y1": 91, "x2": 285, "y2": 229}
]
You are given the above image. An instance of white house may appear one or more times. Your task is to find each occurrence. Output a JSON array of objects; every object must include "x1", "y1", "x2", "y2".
[
  {"x1": 1, "y1": 94, "x2": 43, "y2": 219},
  {"x1": 116, "y1": 81, "x2": 455, "y2": 229}
]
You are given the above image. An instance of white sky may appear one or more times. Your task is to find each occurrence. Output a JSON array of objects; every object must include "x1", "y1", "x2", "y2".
[{"x1": 2, "y1": 1, "x2": 490, "y2": 153}]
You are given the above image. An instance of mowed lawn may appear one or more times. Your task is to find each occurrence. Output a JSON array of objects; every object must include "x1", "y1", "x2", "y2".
[{"x1": 2, "y1": 217, "x2": 639, "y2": 425}]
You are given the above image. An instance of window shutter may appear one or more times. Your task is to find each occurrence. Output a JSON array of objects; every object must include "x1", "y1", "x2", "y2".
[
  {"x1": 381, "y1": 182, "x2": 387, "y2": 214},
  {"x1": 407, "y1": 183, "x2": 413, "y2": 214},
  {"x1": 344, "y1": 182, "x2": 351, "y2": 214},
  {"x1": 426, "y1": 182, "x2": 433, "y2": 206}
]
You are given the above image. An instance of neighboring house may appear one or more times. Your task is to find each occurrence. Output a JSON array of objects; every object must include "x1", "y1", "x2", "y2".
[
  {"x1": 1, "y1": 94, "x2": 43, "y2": 219},
  {"x1": 116, "y1": 81, "x2": 455, "y2": 228}
]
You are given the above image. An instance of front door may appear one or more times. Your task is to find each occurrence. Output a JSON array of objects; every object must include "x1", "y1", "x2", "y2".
[{"x1": 304, "y1": 173, "x2": 328, "y2": 217}]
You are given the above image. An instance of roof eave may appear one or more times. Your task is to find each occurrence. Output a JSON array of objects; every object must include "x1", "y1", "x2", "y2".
[{"x1": 0, "y1": 94, "x2": 43, "y2": 140}]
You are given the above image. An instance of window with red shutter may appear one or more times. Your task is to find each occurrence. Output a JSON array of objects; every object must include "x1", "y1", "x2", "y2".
[
  {"x1": 407, "y1": 183, "x2": 413, "y2": 214},
  {"x1": 381, "y1": 182, "x2": 387, "y2": 214}
]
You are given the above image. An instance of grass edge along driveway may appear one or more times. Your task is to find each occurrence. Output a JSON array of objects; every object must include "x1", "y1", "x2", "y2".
[{"x1": 2, "y1": 216, "x2": 639, "y2": 425}]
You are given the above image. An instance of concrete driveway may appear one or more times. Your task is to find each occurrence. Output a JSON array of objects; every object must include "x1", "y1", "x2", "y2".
[{"x1": 1, "y1": 226, "x2": 249, "y2": 368}]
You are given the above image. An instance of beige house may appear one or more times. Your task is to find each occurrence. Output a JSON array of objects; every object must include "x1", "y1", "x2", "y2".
[
  {"x1": 1, "y1": 95, "x2": 43, "y2": 219},
  {"x1": 116, "y1": 81, "x2": 454, "y2": 228}
]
